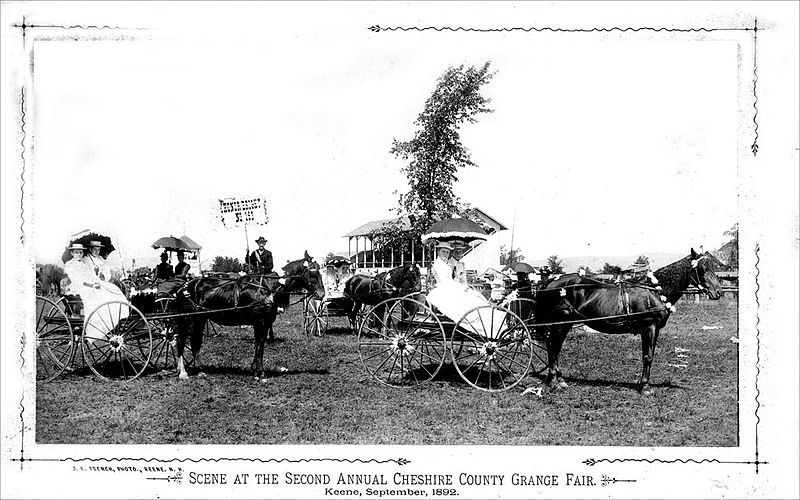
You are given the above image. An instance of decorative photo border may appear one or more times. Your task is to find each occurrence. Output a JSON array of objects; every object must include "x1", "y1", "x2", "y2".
[{"x1": 3, "y1": 5, "x2": 792, "y2": 498}]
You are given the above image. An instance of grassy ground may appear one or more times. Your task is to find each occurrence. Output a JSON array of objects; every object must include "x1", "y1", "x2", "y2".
[{"x1": 36, "y1": 296, "x2": 738, "y2": 446}]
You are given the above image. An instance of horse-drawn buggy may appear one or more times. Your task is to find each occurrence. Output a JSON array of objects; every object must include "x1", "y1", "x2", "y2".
[
  {"x1": 303, "y1": 255, "x2": 364, "y2": 336},
  {"x1": 36, "y1": 232, "x2": 326, "y2": 383},
  {"x1": 354, "y1": 218, "x2": 725, "y2": 394}
]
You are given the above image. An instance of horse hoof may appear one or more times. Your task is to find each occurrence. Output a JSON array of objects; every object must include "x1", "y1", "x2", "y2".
[
  {"x1": 641, "y1": 388, "x2": 654, "y2": 396},
  {"x1": 198, "y1": 372, "x2": 206, "y2": 378},
  {"x1": 260, "y1": 377, "x2": 269, "y2": 383},
  {"x1": 557, "y1": 381, "x2": 569, "y2": 390},
  {"x1": 179, "y1": 372, "x2": 189, "y2": 380}
]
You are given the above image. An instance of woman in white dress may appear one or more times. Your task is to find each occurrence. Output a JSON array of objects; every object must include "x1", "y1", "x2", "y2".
[
  {"x1": 64, "y1": 241, "x2": 129, "y2": 341},
  {"x1": 426, "y1": 242, "x2": 506, "y2": 338}
]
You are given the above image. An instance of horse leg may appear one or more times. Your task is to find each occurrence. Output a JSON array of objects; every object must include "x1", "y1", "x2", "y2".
[
  {"x1": 546, "y1": 325, "x2": 570, "y2": 389},
  {"x1": 639, "y1": 324, "x2": 658, "y2": 395},
  {"x1": 251, "y1": 319, "x2": 266, "y2": 380},
  {"x1": 348, "y1": 299, "x2": 360, "y2": 331},
  {"x1": 189, "y1": 319, "x2": 205, "y2": 376},
  {"x1": 176, "y1": 320, "x2": 190, "y2": 380}
]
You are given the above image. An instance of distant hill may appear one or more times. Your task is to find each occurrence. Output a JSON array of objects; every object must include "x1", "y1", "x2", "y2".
[{"x1": 527, "y1": 252, "x2": 685, "y2": 273}]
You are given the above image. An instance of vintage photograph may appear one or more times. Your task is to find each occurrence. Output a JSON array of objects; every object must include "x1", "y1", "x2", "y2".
[{"x1": 2, "y1": 2, "x2": 797, "y2": 499}]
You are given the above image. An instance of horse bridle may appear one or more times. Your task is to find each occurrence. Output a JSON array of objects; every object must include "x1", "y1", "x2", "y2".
[{"x1": 689, "y1": 255, "x2": 711, "y2": 292}]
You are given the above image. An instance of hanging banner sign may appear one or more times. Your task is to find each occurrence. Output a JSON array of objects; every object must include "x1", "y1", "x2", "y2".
[{"x1": 218, "y1": 197, "x2": 269, "y2": 228}]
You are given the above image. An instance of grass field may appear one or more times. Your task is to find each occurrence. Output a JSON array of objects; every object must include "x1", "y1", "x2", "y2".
[{"x1": 36, "y1": 296, "x2": 738, "y2": 446}]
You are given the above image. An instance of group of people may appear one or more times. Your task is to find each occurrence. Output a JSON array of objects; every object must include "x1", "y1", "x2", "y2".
[
  {"x1": 154, "y1": 250, "x2": 191, "y2": 280},
  {"x1": 63, "y1": 240, "x2": 128, "y2": 339}
]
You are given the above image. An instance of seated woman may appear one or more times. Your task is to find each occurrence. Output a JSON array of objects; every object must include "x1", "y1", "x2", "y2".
[
  {"x1": 174, "y1": 251, "x2": 191, "y2": 278},
  {"x1": 153, "y1": 252, "x2": 174, "y2": 281},
  {"x1": 63, "y1": 242, "x2": 129, "y2": 341},
  {"x1": 426, "y1": 241, "x2": 506, "y2": 338}
]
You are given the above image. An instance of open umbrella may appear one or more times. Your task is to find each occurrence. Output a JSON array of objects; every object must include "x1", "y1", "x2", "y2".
[
  {"x1": 325, "y1": 255, "x2": 350, "y2": 267},
  {"x1": 61, "y1": 230, "x2": 116, "y2": 263},
  {"x1": 151, "y1": 236, "x2": 192, "y2": 252},
  {"x1": 506, "y1": 262, "x2": 536, "y2": 274},
  {"x1": 421, "y1": 217, "x2": 488, "y2": 244}
]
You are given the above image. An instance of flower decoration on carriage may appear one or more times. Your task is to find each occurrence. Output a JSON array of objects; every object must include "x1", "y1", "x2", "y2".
[
  {"x1": 647, "y1": 271, "x2": 658, "y2": 284},
  {"x1": 559, "y1": 288, "x2": 567, "y2": 297}
]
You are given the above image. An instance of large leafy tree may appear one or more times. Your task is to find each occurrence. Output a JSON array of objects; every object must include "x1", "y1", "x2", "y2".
[
  {"x1": 718, "y1": 223, "x2": 739, "y2": 269},
  {"x1": 499, "y1": 245, "x2": 525, "y2": 266},
  {"x1": 376, "y1": 62, "x2": 496, "y2": 250},
  {"x1": 546, "y1": 255, "x2": 565, "y2": 274},
  {"x1": 211, "y1": 256, "x2": 244, "y2": 273}
]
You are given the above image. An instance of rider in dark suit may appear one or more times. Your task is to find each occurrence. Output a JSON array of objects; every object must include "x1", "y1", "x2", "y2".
[{"x1": 248, "y1": 236, "x2": 273, "y2": 275}]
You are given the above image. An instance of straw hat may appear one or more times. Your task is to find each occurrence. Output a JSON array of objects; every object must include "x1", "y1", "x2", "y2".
[
  {"x1": 435, "y1": 241, "x2": 454, "y2": 250},
  {"x1": 88, "y1": 240, "x2": 104, "y2": 248},
  {"x1": 66, "y1": 243, "x2": 85, "y2": 251}
]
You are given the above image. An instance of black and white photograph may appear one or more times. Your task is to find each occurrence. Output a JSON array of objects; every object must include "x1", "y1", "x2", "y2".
[{"x1": 1, "y1": 2, "x2": 798, "y2": 499}]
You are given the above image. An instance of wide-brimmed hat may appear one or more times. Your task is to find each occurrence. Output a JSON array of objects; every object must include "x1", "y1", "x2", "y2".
[
  {"x1": 435, "y1": 241, "x2": 454, "y2": 250},
  {"x1": 88, "y1": 240, "x2": 104, "y2": 248},
  {"x1": 66, "y1": 243, "x2": 85, "y2": 251},
  {"x1": 255, "y1": 236, "x2": 267, "y2": 244}
]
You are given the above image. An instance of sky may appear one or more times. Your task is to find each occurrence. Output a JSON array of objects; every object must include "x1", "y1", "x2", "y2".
[{"x1": 27, "y1": 4, "x2": 740, "y2": 271}]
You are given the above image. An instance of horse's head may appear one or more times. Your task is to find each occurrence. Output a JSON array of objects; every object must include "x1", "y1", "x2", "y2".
[
  {"x1": 401, "y1": 263, "x2": 422, "y2": 292},
  {"x1": 282, "y1": 254, "x2": 325, "y2": 299},
  {"x1": 689, "y1": 248, "x2": 722, "y2": 300}
]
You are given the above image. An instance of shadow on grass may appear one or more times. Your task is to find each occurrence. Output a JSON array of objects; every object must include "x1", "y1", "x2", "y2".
[
  {"x1": 323, "y1": 326, "x2": 357, "y2": 336},
  {"x1": 555, "y1": 374, "x2": 684, "y2": 391},
  {"x1": 183, "y1": 364, "x2": 330, "y2": 378}
]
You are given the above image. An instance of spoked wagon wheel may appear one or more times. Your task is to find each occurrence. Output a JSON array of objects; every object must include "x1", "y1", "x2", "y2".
[
  {"x1": 303, "y1": 298, "x2": 328, "y2": 336},
  {"x1": 147, "y1": 298, "x2": 178, "y2": 372},
  {"x1": 81, "y1": 301, "x2": 152, "y2": 381},
  {"x1": 358, "y1": 297, "x2": 447, "y2": 388},
  {"x1": 451, "y1": 305, "x2": 533, "y2": 392},
  {"x1": 504, "y1": 297, "x2": 548, "y2": 375},
  {"x1": 36, "y1": 296, "x2": 75, "y2": 382}
]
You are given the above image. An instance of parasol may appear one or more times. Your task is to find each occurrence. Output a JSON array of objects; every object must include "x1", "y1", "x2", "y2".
[
  {"x1": 152, "y1": 236, "x2": 193, "y2": 252},
  {"x1": 61, "y1": 230, "x2": 116, "y2": 263},
  {"x1": 506, "y1": 262, "x2": 536, "y2": 274},
  {"x1": 325, "y1": 255, "x2": 350, "y2": 267},
  {"x1": 421, "y1": 217, "x2": 488, "y2": 244}
]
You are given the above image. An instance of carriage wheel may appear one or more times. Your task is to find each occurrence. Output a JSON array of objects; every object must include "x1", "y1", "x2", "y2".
[
  {"x1": 36, "y1": 296, "x2": 75, "y2": 382},
  {"x1": 504, "y1": 297, "x2": 548, "y2": 375},
  {"x1": 303, "y1": 298, "x2": 328, "y2": 336},
  {"x1": 81, "y1": 301, "x2": 152, "y2": 381},
  {"x1": 147, "y1": 298, "x2": 178, "y2": 372},
  {"x1": 358, "y1": 297, "x2": 447, "y2": 388},
  {"x1": 451, "y1": 305, "x2": 533, "y2": 392}
]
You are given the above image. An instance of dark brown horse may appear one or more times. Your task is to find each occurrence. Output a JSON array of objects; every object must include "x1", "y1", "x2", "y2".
[
  {"x1": 534, "y1": 249, "x2": 722, "y2": 394},
  {"x1": 175, "y1": 252, "x2": 325, "y2": 381},
  {"x1": 343, "y1": 263, "x2": 422, "y2": 330}
]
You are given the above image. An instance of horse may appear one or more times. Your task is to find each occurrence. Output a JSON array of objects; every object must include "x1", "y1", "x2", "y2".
[
  {"x1": 174, "y1": 252, "x2": 325, "y2": 381},
  {"x1": 343, "y1": 263, "x2": 422, "y2": 330},
  {"x1": 533, "y1": 249, "x2": 722, "y2": 394}
]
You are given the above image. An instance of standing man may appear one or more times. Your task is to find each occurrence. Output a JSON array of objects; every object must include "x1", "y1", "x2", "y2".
[{"x1": 248, "y1": 236, "x2": 273, "y2": 275}]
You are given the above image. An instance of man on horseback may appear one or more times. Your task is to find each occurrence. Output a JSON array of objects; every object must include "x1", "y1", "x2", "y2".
[{"x1": 248, "y1": 236, "x2": 274, "y2": 275}]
